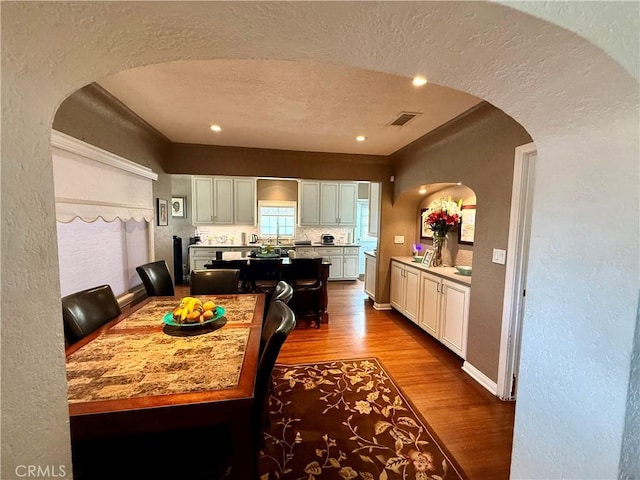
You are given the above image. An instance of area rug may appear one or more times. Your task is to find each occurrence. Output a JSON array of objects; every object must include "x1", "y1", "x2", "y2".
[{"x1": 259, "y1": 358, "x2": 466, "y2": 480}]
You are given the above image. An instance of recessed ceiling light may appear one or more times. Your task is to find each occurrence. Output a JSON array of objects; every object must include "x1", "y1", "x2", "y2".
[
  {"x1": 356, "y1": 135, "x2": 366, "y2": 142},
  {"x1": 412, "y1": 75, "x2": 428, "y2": 87},
  {"x1": 210, "y1": 124, "x2": 222, "y2": 132},
  {"x1": 419, "y1": 188, "x2": 427, "y2": 194}
]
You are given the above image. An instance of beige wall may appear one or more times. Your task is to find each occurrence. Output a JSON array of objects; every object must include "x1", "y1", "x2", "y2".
[
  {"x1": 52, "y1": 85, "x2": 175, "y2": 277},
  {"x1": 390, "y1": 102, "x2": 532, "y2": 382}
]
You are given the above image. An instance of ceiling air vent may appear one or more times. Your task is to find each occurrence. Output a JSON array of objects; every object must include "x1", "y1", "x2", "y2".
[{"x1": 388, "y1": 111, "x2": 421, "y2": 127}]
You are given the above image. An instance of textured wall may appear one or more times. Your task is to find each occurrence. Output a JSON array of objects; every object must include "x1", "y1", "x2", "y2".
[
  {"x1": 391, "y1": 104, "x2": 532, "y2": 382},
  {"x1": 1, "y1": 2, "x2": 638, "y2": 479}
]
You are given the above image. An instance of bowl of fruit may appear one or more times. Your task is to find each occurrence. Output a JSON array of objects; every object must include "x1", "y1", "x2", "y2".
[{"x1": 163, "y1": 296, "x2": 225, "y2": 327}]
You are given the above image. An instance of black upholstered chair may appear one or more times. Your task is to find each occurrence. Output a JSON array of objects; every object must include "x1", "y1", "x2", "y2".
[
  {"x1": 205, "y1": 259, "x2": 250, "y2": 292},
  {"x1": 190, "y1": 269, "x2": 240, "y2": 295},
  {"x1": 262, "y1": 280, "x2": 293, "y2": 322},
  {"x1": 252, "y1": 301, "x2": 296, "y2": 469},
  {"x1": 288, "y1": 257, "x2": 323, "y2": 328},
  {"x1": 136, "y1": 260, "x2": 175, "y2": 296},
  {"x1": 248, "y1": 258, "x2": 282, "y2": 295},
  {"x1": 62, "y1": 285, "x2": 121, "y2": 345}
]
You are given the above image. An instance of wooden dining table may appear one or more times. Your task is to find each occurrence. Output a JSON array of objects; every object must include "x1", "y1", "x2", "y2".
[{"x1": 65, "y1": 293, "x2": 266, "y2": 478}]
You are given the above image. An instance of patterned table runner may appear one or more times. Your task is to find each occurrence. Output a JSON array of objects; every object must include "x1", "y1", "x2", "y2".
[{"x1": 67, "y1": 328, "x2": 250, "y2": 403}]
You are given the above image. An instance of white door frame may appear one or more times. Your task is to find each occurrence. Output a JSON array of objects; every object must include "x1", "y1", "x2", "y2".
[{"x1": 497, "y1": 142, "x2": 537, "y2": 400}]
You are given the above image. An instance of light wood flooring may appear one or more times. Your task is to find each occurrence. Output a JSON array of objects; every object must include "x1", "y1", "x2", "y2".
[{"x1": 178, "y1": 280, "x2": 515, "y2": 479}]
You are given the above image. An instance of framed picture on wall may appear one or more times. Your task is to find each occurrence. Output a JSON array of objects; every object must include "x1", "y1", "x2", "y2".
[
  {"x1": 171, "y1": 196, "x2": 186, "y2": 218},
  {"x1": 420, "y1": 208, "x2": 433, "y2": 239},
  {"x1": 156, "y1": 198, "x2": 168, "y2": 226},
  {"x1": 458, "y1": 205, "x2": 476, "y2": 245}
]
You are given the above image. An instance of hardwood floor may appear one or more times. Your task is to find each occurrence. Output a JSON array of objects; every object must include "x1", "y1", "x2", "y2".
[{"x1": 177, "y1": 280, "x2": 515, "y2": 479}]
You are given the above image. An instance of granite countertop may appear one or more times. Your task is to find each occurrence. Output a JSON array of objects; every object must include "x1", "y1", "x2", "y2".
[
  {"x1": 391, "y1": 256, "x2": 472, "y2": 285},
  {"x1": 364, "y1": 251, "x2": 376, "y2": 257}
]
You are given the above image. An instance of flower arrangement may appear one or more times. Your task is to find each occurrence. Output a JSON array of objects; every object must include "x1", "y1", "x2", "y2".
[
  {"x1": 422, "y1": 196, "x2": 462, "y2": 237},
  {"x1": 411, "y1": 243, "x2": 423, "y2": 256}
]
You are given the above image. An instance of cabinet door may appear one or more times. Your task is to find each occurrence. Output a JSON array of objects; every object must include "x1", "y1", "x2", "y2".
[
  {"x1": 364, "y1": 255, "x2": 376, "y2": 299},
  {"x1": 403, "y1": 266, "x2": 420, "y2": 323},
  {"x1": 213, "y1": 177, "x2": 234, "y2": 224},
  {"x1": 299, "y1": 181, "x2": 320, "y2": 225},
  {"x1": 328, "y1": 254, "x2": 343, "y2": 280},
  {"x1": 234, "y1": 178, "x2": 255, "y2": 225},
  {"x1": 337, "y1": 182, "x2": 357, "y2": 226},
  {"x1": 320, "y1": 182, "x2": 339, "y2": 225},
  {"x1": 418, "y1": 272, "x2": 440, "y2": 337},
  {"x1": 192, "y1": 176, "x2": 214, "y2": 224},
  {"x1": 368, "y1": 182, "x2": 380, "y2": 237},
  {"x1": 440, "y1": 280, "x2": 470, "y2": 359},
  {"x1": 343, "y1": 255, "x2": 359, "y2": 279},
  {"x1": 390, "y1": 262, "x2": 405, "y2": 311}
]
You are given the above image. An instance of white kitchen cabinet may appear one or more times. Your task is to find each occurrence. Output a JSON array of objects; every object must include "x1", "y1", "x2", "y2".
[
  {"x1": 390, "y1": 260, "x2": 420, "y2": 323},
  {"x1": 418, "y1": 271, "x2": 470, "y2": 358},
  {"x1": 299, "y1": 181, "x2": 320, "y2": 225},
  {"x1": 191, "y1": 176, "x2": 255, "y2": 226},
  {"x1": 213, "y1": 177, "x2": 234, "y2": 224},
  {"x1": 192, "y1": 176, "x2": 214, "y2": 224},
  {"x1": 368, "y1": 182, "x2": 380, "y2": 237},
  {"x1": 342, "y1": 248, "x2": 359, "y2": 280},
  {"x1": 233, "y1": 178, "x2": 256, "y2": 225},
  {"x1": 299, "y1": 245, "x2": 359, "y2": 280},
  {"x1": 317, "y1": 181, "x2": 357, "y2": 226},
  {"x1": 364, "y1": 253, "x2": 377, "y2": 300}
]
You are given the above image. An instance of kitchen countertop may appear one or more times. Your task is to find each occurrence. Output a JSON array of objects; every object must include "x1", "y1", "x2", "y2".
[
  {"x1": 189, "y1": 243, "x2": 361, "y2": 248},
  {"x1": 391, "y1": 256, "x2": 472, "y2": 285}
]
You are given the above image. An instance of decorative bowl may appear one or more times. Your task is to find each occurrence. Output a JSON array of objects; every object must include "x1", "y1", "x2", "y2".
[
  {"x1": 413, "y1": 256, "x2": 423, "y2": 263},
  {"x1": 455, "y1": 265, "x2": 472, "y2": 276}
]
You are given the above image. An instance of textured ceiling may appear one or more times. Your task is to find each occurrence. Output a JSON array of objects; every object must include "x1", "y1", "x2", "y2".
[{"x1": 97, "y1": 60, "x2": 482, "y2": 156}]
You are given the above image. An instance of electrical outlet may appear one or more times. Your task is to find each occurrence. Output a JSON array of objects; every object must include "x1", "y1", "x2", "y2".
[
  {"x1": 492, "y1": 248, "x2": 506, "y2": 265},
  {"x1": 394, "y1": 235, "x2": 405, "y2": 244}
]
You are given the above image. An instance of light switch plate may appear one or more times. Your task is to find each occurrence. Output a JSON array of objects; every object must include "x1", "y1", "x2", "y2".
[
  {"x1": 394, "y1": 235, "x2": 405, "y2": 244},
  {"x1": 492, "y1": 248, "x2": 506, "y2": 265}
]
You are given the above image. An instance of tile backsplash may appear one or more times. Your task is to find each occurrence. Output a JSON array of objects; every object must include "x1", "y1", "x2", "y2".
[{"x1": 195, "y1": 225, "x2": 357, "y2": 245}]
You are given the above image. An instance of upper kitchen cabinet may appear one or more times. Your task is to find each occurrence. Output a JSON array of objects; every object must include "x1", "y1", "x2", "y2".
[
  {"x1": 192, "y1": 176, "x2": 214, "y2": 224},
  {"x1": 368, "y1": 182, "x2": 380, "y2": 237},
  {"x1": 319, "y1": 181, "x2": 357, "y2": 226},
  {"x1": 191, "y1": 176, "x2": 256, "y2": 225},
  {"x1": 299, "y1": 181, "x2": 321, "y2": 225},
  {"x1": 233, "y1": 178, "x2": 256, "y2": 225}
]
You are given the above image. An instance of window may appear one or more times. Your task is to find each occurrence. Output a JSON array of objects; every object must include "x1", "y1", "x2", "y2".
[{"x1": 258, "y1": 201, "x2": 296, "y2": 239}]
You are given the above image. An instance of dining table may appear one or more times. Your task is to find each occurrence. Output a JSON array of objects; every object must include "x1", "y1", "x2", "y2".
[{"x1": 65, "y1": 292, "x2": 266, "y2": 478}]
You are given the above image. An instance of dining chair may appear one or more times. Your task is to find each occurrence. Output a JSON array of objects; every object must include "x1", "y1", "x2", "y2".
[
  {"x1": 260, "y1": 282, "x2": 294, "y2": 355},
  {"x1": 248, "y1": 258, "x2": 282, "y2": 296},
  {"x1": 62, "y1": 284, "x2": 121, "y2": 345},
  {"x1": 136, "y1": 260, "x2": 175, "y2": 296},
  {"x1": 205, "y1": 259, "x2": 251, "y2": 292},
  {"x1": 252, "y1": 300, "x2": 296, "y2": 473},
  {"x1": 288, "y1": 257, "x2": 324, "y2": 328},
  {"x1": 190, "y1": 269, "x2": 241, "y2": 295}
]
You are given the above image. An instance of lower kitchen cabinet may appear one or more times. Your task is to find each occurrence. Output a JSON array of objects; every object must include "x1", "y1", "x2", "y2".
[
  {"x1": 418, "y1": 271, "x2": 470, "y2": 359},
  {"x1": 364, "y1": 253, "x2": 376, "y2": 300},
  {"x1": 390, "y1": 261, "x2": 420, "y2": 324},
  {"x1": 307, "y1": 246, "x2": 360, "y2": 281}
]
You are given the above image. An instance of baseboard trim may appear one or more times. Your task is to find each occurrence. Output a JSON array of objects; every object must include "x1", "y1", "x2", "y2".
[
  {"x1": 373, "y1": 302, "x2": 392, "y2": 310},
  {"x1": 462, "y1": 361, "x2": 498, "y2": 396}
]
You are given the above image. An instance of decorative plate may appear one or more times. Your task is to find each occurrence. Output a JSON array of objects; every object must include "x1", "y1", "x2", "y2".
[{"x1": 163, "y1": 306, "x2": 225, "y2": 327}]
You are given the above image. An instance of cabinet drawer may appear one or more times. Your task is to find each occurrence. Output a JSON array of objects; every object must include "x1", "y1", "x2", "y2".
[
  {"x1": 316, "y1": 247, "x2": 343, "y2": 256},
  {"x1": 190, "y1": 248, "x2": 215, "y2": 256},
  {"x1": 343, "y1": 247, "x2": 359, "y2": 255}
]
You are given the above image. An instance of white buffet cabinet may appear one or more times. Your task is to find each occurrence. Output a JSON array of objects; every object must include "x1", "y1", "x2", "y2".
[
  {"x1": 188, "y1": 245, "x2": 255, "y2": 272},
  {"x1": 296, "y1": 245, "x2": 360, "y2": 280},
  {"x1": 390, "y1": 257, "x2": 471, "y2": 359}
]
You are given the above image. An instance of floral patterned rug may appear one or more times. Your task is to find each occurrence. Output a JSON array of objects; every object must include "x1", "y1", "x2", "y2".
[{"x1": 259, "y1": 358, "x2": 466, "y2": 480}]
